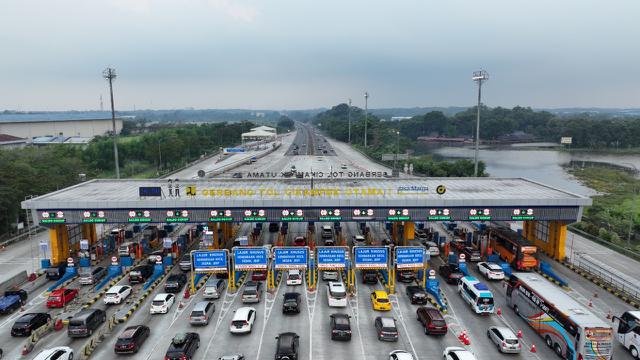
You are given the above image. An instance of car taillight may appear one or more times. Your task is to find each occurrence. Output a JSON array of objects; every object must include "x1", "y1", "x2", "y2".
[
  {"x1": 428, "y1": 323, "x2": 435, "y2": 328},
  {"x1": 128, "y1": 343, "x2": 135, "y2": 349},
  {"x1": 244, "y1": 321, "x2": 249, "y2": 326},
  {"x1": 164, "y1": 357, "x2": 170, "y2": 360},
  {"x1": 502, "y1": 341, "x2": 506, "y2": 347},
  {"x1": 204, "y1": 315, "x2": 208, "y2": 321},
  {"x1": 577, "y1": 354, "x2": 583, "y2": 360},
  {"x1": 181, "y1": 355, "x2": 187, "y2": 360},
  {"x1": 517, "y1": 343, "x2": 522, "y2": 349}
]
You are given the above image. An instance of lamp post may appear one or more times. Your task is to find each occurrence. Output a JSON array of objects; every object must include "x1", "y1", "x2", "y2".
[
  {"x1": 394, "y1": 130, "x2": 400, "y2": 173},
  {"x1": 103, "y1": 67, "x2": 120, "y2": 179},
  {"x1": 472, "y1": 70, "x2": 489, "y2": 177},
  {"x1": 364, "y1": 92, "x2": 369, "y2": 148},
  {"x1": 348, "y1": 98, "x2": 352, "y2": 144}
]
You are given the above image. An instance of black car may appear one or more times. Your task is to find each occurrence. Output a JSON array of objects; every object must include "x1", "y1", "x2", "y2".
[
  {"x1": 165, "y1": 332, "x2": 199, "y2": 360},
  {"x1": 129, "y1": 264, "x2": 154, "y2": 284},
  {"x1": 396, "y1": 270, "x2": 416, "y2": 283},
  {"x1": 269, "y1": 223, "x2": 280, "y2": 232},
  {"x1": 330, "y1": 313, "x2": 352, "y2": 341},
  {"x1": 361, "y1": 270, "x2": 378, "y2": 284},
  {"x1": 114, "y1": 325, "x2": 150, "y2": 354},
  {"x1": 165, "y1": 274, "x2": 187, "y2": 293},
  {"x1": 45, "y1": 263, "x2": 66, "y2": 280},
  {"x1": 405, "y1": 286, "x2": 429, "y2": 305},
  {"x1": 282, "y1": 292, "x2": 301, "y2": 314},
  {"x1": 11, "y1": 312, "x2": 51, "y2": 337},
  {"x1": 462, "y1": 247, "x2": 482, "y2": 262},
  {"x1": 275, "y1": 332, "x2": 300, "y2": 360},
  {"x1": 438, "y1": 264, "x2": 464, "y2": 285}
]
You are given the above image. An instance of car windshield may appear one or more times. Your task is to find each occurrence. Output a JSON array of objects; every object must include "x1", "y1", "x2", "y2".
[
  {"x1": 477, "y1": 297, "x2": 494, "y2": 305},
  {"x1": 244, "y1": 289, "x2": 256, "y2": 295},
  {"x1": 505, "y1": 338, "x2": 519, "y2": 345},
  {"x1": 191, "y1": 311, "x2": 204, "y2": 317},
  {"x1": 330, "y1": 289, "x2": 345, "y2": 298},
  {"x1": 432, "y1": 319, "x2": 446, "y2": 327},
  {"x1": 376, "y1": 298, "x2": 389, "y2": 303},
  {"x1": 49, "y1": 296, "x2": 61, "y2": 301},
  {"x1": 152, "y1": 300, "x2": 165, "y2": 306},
  {"x1": 232, "y1": 320, "x2": 247, "y2": 327},
  {"x1": 381, "y1": 326, "x2": 396, "y2": 332},
  {"x1": 69, "y1": 319, "x2": 84, "y2": 326},
  {"x1": 334, "y1": 318, "x2": 349, "y2": 329}
]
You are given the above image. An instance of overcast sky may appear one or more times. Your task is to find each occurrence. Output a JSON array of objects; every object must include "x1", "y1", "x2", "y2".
[{"x1": 1, "y1": 0, "x2": 639, "y2": 111}]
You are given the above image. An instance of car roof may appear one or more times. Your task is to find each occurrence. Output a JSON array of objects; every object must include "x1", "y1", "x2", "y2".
[
  {"x1": 17, "y1": 313, "x2": 40, "y2": 321},
  {"x1": 329, "y1": 282, "x2": 345, "y2": 289},
  {"x1": 108, "y1": 285, "x2": 126, "y2": 291},
  {"x1": 379, "y1": 317, "x2": 396, "y2": 327},
  {"x1": 49, "y1": 288, "x2": 66, "y2": 295},
  {"x1": 119, "y1": 325, "x2": 143, "y2": 338},
  {"x1": 485, "y1": 262, "x2": 502, "y2": 269},
  {"x1": 448, "y1": 348, "x2": 476, "y2": 360},
  {"x1": 33, "y1": 347, "x2": 72, "y2": 360},
  {"x1": 390, "y1": 350, "x2": 414, "y2": 360},
  {"x1": 288, "y1": 269, "x2": 300, "y2": 274},
  {"x1": 284, "y1": 292, "x2": 300, "y2": 299},
  {"x1": 491, "y1": 326, "x2": 517, "y2": 338},
  {"x1": 153, "y1": 293, "x2": 172, "y2": 301},
  {"x1": 234, "y1": 306, "x2": 255, "y2": 317},
  {"x1": 373, "y1": 290, "x2": 388, "y2": 298},
  {"x1": 193, "y1": 301, "x2": 211, "y2": 310}
]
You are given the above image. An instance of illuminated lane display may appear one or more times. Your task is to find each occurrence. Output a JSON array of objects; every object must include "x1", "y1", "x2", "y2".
[
  {"x1": 243, "y1": 209, "x2": 266, "y2": 222},
  {"x1": 209, "y1": 209, "x2": 234, "y2": 222},
  {"x1": 319, "y1": 208, "x2": 342, "y2": 221},
  {"x1": 165, "y1": 209, "x2": 190, "y2": 222},
  {"x1": 427, "y1": 208, "x2": 451, "y2": 221},
  {"x1": 82, "y1": 210, "x2": 107, "y2": 223},
  {"x1": 468, "y1": 208, "x2": 492, "y2": 221}
]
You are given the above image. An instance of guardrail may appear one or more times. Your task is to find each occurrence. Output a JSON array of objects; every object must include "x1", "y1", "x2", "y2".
[
  {"x1": 567, "y1": 226, "x2": 640, "y2": 262},
  {"x1": 569, "y1": 254, "x2": 640, "y2": 305}
]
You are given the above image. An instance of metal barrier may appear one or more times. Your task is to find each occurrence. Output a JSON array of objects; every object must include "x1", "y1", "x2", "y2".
[{"x1": 572, "y1": 254, "x2": 640, "y2": 304}]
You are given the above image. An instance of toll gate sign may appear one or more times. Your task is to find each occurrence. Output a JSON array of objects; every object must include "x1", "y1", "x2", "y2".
[
  {"x1": 354, "y1": 247, "x2": 388, "y2": 269},
  {"x1": 192, "y1": 250, "x2": 228, "y2": 273},
  {"x1": 395, "y1": 246, "x2": 425, "y2": 269},
  {"x1": 274, "y1": 247, "x2": 308, "y2": 270},
  {"x1": 317, "y1": 247, "x2": 347, "y2": 270},
  {"x1": 233, "y1": 247, "x2": 268, "y2": 270}
]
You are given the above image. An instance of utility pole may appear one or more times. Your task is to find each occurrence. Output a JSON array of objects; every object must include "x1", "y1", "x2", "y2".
[
  {"x1": 348, "y1": 98, "x2": 352, "y2": 144},
  {"x1": 394, "y1": 131, "x2": 400, "y2": 173},
  {"x1": 103, "y1": 67, "x2": 120, "y2": 179},
  {"x1": 364, "y1": 92, "x2": 369, "y2": 148},
  {"x1": 472, "y1": 70, "x2": 489, "y2": 177}
]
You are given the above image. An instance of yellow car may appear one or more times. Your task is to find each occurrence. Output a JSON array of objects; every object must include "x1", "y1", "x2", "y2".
[{"x1": 370, "y1": 290, "x2": 391, "y2": 311}]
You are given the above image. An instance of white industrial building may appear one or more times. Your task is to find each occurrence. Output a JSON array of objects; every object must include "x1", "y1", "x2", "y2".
[{"x1": 0, "y1": 117, "x2": 123, "y2": 140}]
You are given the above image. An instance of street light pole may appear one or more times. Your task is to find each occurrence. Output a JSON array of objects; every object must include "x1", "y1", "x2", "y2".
[
  {"x1": 394, "y1": 131, "x2": 400, "y2": 173},
  {"x1": 348, "y1": 98, "x2": 352, "y2": 144},
  {"x1": 364, "y1": 92, "x2": 369, "y2": 148},
  {"x1": 103, "y1": 67, "x2": 120, "y2": 179},
  {"x1": 472, "y1": 70, "x2": 489, "y2": 177}
]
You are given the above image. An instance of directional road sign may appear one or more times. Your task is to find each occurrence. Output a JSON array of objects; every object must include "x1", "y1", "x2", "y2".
[
  {"x1": 317, "y1": 247, "x2": 348, "y2": 270},
  {"x1": 192, "y1": 250, "x2": 228, "y2": 273},
  {"x1": 354, "y1": 246, "x2": 388, "y2": 269},
  {"x1": 274, "y1": 247, "x2": 308, "y2": 270},
  {"x1": 395, "y1": 246, "x2": 425, "y2": 269},
  {"x1": 233, "y1": 247, "x2": 268, "y2": 270}
]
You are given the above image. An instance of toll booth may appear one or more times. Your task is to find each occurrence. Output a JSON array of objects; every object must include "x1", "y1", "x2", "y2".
[{"x1": 353, "y1": 246, "x2": 390, "y2": 292}]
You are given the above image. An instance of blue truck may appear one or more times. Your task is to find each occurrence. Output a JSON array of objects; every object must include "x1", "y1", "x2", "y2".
[{"x1": 0, "y1": 289, "x2": 28, "y2": 314}]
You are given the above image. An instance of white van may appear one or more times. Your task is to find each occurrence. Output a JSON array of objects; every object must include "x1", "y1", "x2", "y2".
[
  {"x1": 327, "y1": 281, "x2": 347, "y2": 307},
  {"x1": 321, "y1": 226, "x2": 333, "y2": 239},
  {"x1": 203, "y1": 278, "x2": 226, "y2": 299},
  {"x1": 118, "y1": 242, "x2": 134, "y2": 257},
  {"x1": 229, "y1": 307, "x2": 256, "y2": 334}
]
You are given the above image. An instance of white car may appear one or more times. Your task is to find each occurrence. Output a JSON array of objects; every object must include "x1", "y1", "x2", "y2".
[
  {"x1": 322, "y1": 270, "x2": 340, "y2": 281},
  {"x1": 327, "y1": 281, "x2": 347, "y2": 307},
  {"x1": 477, "y1": 262, "x2": 505, "y2": 280},
  {"x1": 286, "y1": 270, "x2": 303, "y2": 286},
  {"x1": 353, "y1": 235, "x2": 366, "y2": 245},
  {"x1": 443, "y1": 346, "x2": 477, "y2": 360},
  {"x1": 150, "y1": 293, "x2": 175, "y2": 314},
  {"x1": 389, "y1": 350, "x2": 415, "y2": 360},
  {"x1": 33, "y1": 346, "x2": 74, "y2": 360},
  {"x1": 424, "y1": 241, "x2": 440, "y2": 256},
  {"x1": 230, "y1": 307, "x2": 256, "y2": 334},
  {"x1": 104, "y1": 285, "x2": 133, "y2": 305}
]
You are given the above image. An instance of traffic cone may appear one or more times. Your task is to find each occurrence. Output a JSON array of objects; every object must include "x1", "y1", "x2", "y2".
[
  {"x1": 458, "y1": 332, "x2": 465, "y2": 341},
  {"x1": 497, "y1": 307, "x2": 502, "y2": 316},
  {"x1": 183, "y1": 289, "x2": 190, "y2": 299},
  {"x1": 178, "y1": 301, "x2": 184, "y2": 309},
  {"x1": 530, "y1": 344, "x2": 537, "y2": 353},
  {"x1": 517, "y1": 329, "x2": 523, "y2": 338},
  {"x1": 588, "y1": 299, "x2": 593, "y2": 307},
  {"x1": 463, "y1": 334, "x2": 471, "y2": 345},
  {"x1": 22, "y1": 345, "x2": 29, "y2": 355}
]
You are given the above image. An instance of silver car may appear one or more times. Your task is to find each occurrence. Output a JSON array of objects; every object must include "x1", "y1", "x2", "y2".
[
  {"x1": 322, "y1": 271, "x2": 339, "y2": 281},
  {"x1": 487, "y1": 326, "x2": 521, "y2": 353},
  {"x1": 241, "y1": 281, "x2": 262, "y2": 303},
  {"x1": 189, "y1": 301, "x2": 215, "y2": 325}
]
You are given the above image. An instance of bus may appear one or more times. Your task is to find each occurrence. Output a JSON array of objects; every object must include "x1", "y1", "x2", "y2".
[
  {"x1": 458, "y1": 276, "x2": 494, "y2": 314},
  {"x1": 489, "y1": 227, "x2": 537, "y2": 271},
  {"x1": 507, "y1": 272, "x2": 613, "y2": 360},
  {"x1": 612, "y1": 311, "x2": 640, "y2": 359}
]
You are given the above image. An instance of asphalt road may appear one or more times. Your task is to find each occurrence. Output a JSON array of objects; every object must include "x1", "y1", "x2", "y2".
[{"x1": 0, "y1": 125, "x2": 636, "y2": 360}]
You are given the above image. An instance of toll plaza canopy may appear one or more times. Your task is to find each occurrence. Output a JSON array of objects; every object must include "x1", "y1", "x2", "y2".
[{"x1": 22, "y1": 177, "x2": 591, "y2": 225}]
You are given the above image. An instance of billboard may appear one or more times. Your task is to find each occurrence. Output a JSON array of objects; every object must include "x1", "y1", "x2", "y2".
[
  {"x1": 233, "y1": 247, "x2": 268, "y2": 270},
  {"x1": 317, "y1": 247, "x2": 347, "y2": 270},
  {"x1": 273, "y1": 247, "x2": 308, "y2": 270},
  {"x1": 395, "y1": 246, "x2": 425, "y2": 269},
  {"x1": 192, "y1": 250, "x2": 228, "y2": 273},
  {"x1": 354, "y1": 247, "x2": 388, "y2": 269},
  {"x1": 223, "y1": 147, "x2": 246, "y2": 154}
]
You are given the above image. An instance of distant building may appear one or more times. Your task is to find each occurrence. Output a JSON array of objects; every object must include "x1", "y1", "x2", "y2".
[
  {"x1": 250, "y1": 125, "x2": 277, "y2": 134},
  {"x1": 417, "y1": 136, "x2": 473, "y2": 145},
  {"x1": 0, "y1": 133, "x2": 27, "y2": 149},
  {"x1": 0, "y1": 116, "x2": 123, "y2": 140}
]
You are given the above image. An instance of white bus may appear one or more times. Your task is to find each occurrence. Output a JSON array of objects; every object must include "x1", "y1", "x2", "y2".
[
  {"x1": 612, "y1": 310, "x2": 640, "y2": 359},
  {"x1": 507, "y1": 272, "x2": 612, "y2": 360},
  {"x1": 327, "y1": 281, "x2": 347, "y2": 307},
  {"x1": 458, "y1": 276, "x2": 495, "y2": 314}
]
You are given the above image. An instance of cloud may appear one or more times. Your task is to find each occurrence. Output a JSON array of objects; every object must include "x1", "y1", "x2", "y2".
[
  {"x1": 109, "y1": 0, "x2": 152, "y2": 14},
  {"x1": 208, "y1": 0, "x2": 259, "y2": 23}
]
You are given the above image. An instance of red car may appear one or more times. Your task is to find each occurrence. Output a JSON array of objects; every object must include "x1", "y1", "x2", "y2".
[
  {"x1": 46, "y1": 288, "x2": 78, "y2": 308},
  {"x1": 251, "y1": 271, "x2": 267, "y2": 281},
  {"x1": 293, "y1": 236, "x2": 306, "y2": 246}
]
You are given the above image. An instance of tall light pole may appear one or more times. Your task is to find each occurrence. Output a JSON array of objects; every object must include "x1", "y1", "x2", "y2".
[
  {"x1": 364, "y1": 92, "x2": 369, "y2": 148},
  {"x1": 394, "y1": 130, "x2": 400, "y2": 173},
  {"x1": 472, "y1": 70, "x2": 489, "y2": 177},
  {"x1": 348, "y1": 98, "x2": 352, "y2": 144},
  {"x1": 103, "y1": 67, "x2": 120, "y2": 179}
]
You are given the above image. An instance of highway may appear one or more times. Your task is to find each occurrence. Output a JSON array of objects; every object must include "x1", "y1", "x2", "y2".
[{"x1": 0, "y1": 124, "x2": 636, "y2": 360}]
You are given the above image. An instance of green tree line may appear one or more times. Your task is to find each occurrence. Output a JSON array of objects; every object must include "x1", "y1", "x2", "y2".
[{"x1": 0, "y1": 121, "x2": 254, "y2": 236}]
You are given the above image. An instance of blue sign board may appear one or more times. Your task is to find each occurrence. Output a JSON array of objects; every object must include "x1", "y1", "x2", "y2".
[
  {"x1": 192, "y1": 250, "x2": 228, "y2": 272},
  {"x1": 224, "y1": 147, "x2": 246, "y2": 154},
  {"x1": 233, "y1": 247, "x2": 268, "y2": 270},
  {"x1": 395, "y1": 247, "x2": 425, "y2": 269},
  {"x1": 317, "y1": 247, "x2": 347, "y2": 269},
  {"x1": 138, "y1": 186, "x2": 162, "y2": 197},
  {"x1": 354, "y1": 247, "x2": 388, "y2": 269},
  {"x1": 274, "y1": 247, "x2": 308, "y2": 270}
]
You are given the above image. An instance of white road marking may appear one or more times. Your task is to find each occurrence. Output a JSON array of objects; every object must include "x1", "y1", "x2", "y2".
[
  {"x1": 202, "y1": 288, "x2": 239, "y2": 359},
  {"x1": 255, "y1": 273, "x2": 282, "y2": 360},
  {"x1": 348, "y1": 275, "x2": 367, "y2": 360},
  {"x1": 390, "y1": 293, "x2": 420, "y2": 359}
]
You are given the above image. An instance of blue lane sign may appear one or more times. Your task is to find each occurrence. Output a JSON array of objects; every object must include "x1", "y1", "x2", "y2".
[
  {"x1": 233, "y1": 247, "x2": 268, "y2": 270},
  {"x1": 317, "y1": 247, "x2": 347, "y2": 270},
  {"x1": 395, "y1": 247, "x2": 425, "y2": 269},
  {"x1": 192, "y1": 250, "x2": 228, "y2": 273},
  {"x1": 274, "y1": 247, "x2": 308, "y2": 270},
  {"x1": 354, "y1": 247, "x2": 388, "y2": 269},
  {"x1": 223, "y1": 147, "x2": 246, "y2": 154}
]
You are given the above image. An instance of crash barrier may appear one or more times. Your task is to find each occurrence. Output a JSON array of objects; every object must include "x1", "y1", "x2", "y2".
[
  {"x1": 207, "y1": 143, "x2": 281, "y2": 177},
  {"x1": 80, "y1": 316, "x2": 110, "y2": 360},
  {"x1": 425, "y1": 278, "x2": 448, "y2": 312},
  {"x1": 21, "y1": 319, "x2": 54, "y2": 355},
  {"x1": 95, "y1": 264, "x2": 123, "y2": 291},
  {"x1": 143, "y1": 263, "x2": 166, "y2": 291},
  {"x1": 537, "y1": 261, "x2": 569, "y2": 288},
  {"x1": 0, "y1": 270, "x2": 28, "y2": 294},
  {"x1": 457, "y1": 262, "x2": 469, "y2": 277},
  {"x1": 234, "y1": 271, "x2": 247, "y2": 289},
  {"x1": 562, "y1": 254, "x2": 640, "y2": 308},
  {"x1": 47, "y1": 267, "x2": 77, "y2": 292}
]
